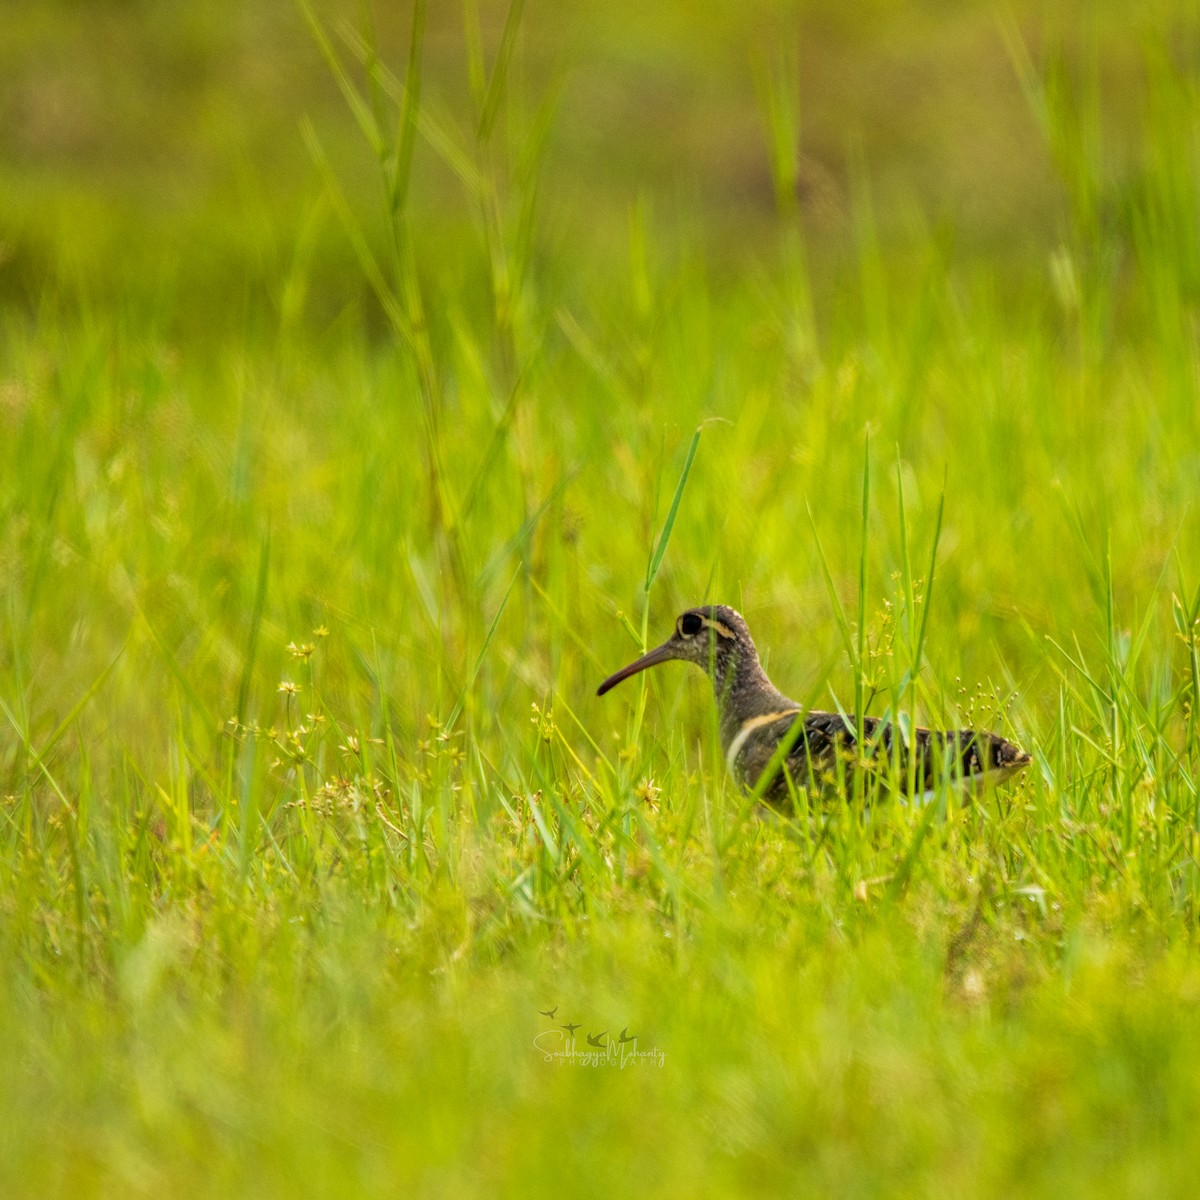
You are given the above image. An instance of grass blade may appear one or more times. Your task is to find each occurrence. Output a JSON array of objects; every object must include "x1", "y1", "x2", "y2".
[
  {"x1": 855, "y1": 435, "x2": 870, "y2": 742},
  {"x1": 297, "y1": 0, "x2": 384, "y2": 158},
  {"x1": 391, "y1": 0, "x2": 427, "y2": 217},
  {"x1": 445, "y1": 567, "x2": 519, "y2": 733},
  {"x1": 644, "y1": 427, "x2": 701, "y2": 594},
  {"x1": 235, "y1": 529, "x2": 270, "y2": 725},
  {"x1": 911, "y1": 472, "x2": 945, "y2": 673},
  {"x1": 478, "y1": 0, "x2": 527, "y2": 141}
]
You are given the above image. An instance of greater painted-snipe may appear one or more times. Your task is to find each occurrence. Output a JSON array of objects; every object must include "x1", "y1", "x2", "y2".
[{"x1": 597, "y1": 604, "x2": 1031, "y2": 806}]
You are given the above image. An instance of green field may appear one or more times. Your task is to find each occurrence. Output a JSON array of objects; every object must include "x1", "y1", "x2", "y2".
[{"x1": 4, "y1": 2, "x2": 1200, "y2": 1195}]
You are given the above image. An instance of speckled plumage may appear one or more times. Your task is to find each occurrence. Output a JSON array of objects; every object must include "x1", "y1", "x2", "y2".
[{"x1": 597, "y1": 604, "x2": 1031, "y2": 808}]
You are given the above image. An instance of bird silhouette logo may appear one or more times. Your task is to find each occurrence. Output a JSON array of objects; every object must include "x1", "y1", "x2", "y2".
[
  {"x1": 586, "y1": 1030, "x2": 607, "y2": 1048},
  {"x1": 538, "y1": 1006, "x2": 557, "y2": 1019},
  {"x1": 617, "y1": 1027, "x2": 636, "y2": 1045},
  {"x1": 561, "y1": 1022, "x2": 582, "y2": 1037}
]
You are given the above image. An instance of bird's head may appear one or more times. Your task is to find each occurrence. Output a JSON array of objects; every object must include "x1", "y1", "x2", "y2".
[{"x1": 596, "y1": 605, "x2": 751, "y2": 696}]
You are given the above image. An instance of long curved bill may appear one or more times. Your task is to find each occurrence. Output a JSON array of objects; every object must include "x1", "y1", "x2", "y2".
[{"x1": 596, "y1": 641, "x2": 677, "y2": 696}]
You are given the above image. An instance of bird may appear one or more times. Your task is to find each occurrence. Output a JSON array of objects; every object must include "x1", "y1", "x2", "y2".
[
  {"x1": 539, "y1": 1006, "x2": 557, "y2": 1019},
  {"x1": 617, "y1": 1027, "x2": 636, "y2": 1045},
  {"x1": 587, "y1": 1031, "x2": 608, "y2": 1048},
  {"x1": 561, "y1": 1022, "x2": 582, "y2": 1037},
  {"x1": 597, "y1": 604, "x2": 1031, "y2": 808}
]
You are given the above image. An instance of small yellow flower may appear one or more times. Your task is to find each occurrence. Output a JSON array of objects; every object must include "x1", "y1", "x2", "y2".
[
  {"x1": 634, "y1": 778, "x2": 661, "y2": 806},
  {"x1": 277, "y1": 680, "x2": 300, "y2": 696}
]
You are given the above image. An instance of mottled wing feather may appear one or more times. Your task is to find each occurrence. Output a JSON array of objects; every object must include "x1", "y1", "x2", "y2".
[{"x1": 734, "y1": 710, "x2": 1028, "y2": 807}]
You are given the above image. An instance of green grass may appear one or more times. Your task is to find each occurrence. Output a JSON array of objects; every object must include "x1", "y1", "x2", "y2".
[{"x1": 4, "y1": 3, "x2": 1200, "y2": 1196}]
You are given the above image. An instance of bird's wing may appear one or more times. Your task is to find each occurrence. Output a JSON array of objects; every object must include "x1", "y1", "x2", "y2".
[
  {"x1": 732, "y1": 709, "x2": 869, "y2": 794},
  {"x1": 736, "y1": 709, "x2": 1027, "y2": 801},
  {"x1": 903, "y1": 725, "x2": 1030, "y2": 790}
]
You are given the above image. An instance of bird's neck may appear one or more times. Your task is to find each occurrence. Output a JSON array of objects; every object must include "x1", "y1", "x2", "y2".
[{"x1": 711, "y1": 644, "x2": 795, "y2": 751}]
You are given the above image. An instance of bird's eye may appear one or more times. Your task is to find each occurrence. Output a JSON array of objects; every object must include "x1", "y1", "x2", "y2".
[{"x1": 680, "y1": 613, "x2": 703, "y2": 637}]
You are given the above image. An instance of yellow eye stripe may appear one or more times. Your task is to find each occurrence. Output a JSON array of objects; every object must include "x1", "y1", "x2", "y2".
[{"x1": 672, "y1": 614, "x2": 734, "y2": 643}]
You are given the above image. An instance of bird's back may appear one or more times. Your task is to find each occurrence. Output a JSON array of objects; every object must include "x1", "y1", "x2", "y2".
[{"x1": 728, "y1": 708, "x2": 1030, "y2": 806}]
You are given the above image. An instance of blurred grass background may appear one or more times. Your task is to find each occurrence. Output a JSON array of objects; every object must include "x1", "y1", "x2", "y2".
[
  {"x1": 1, "y1": 0, "x2": 1185, "y2": 323},
  {"x1": 5, "y1": 1, "x2": 1200, "y2": 1197}
]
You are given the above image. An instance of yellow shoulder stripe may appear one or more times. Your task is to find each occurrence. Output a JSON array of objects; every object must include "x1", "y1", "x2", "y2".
[{"x1": 725, "y1": 709, "x2": 802, "y2": 773}]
